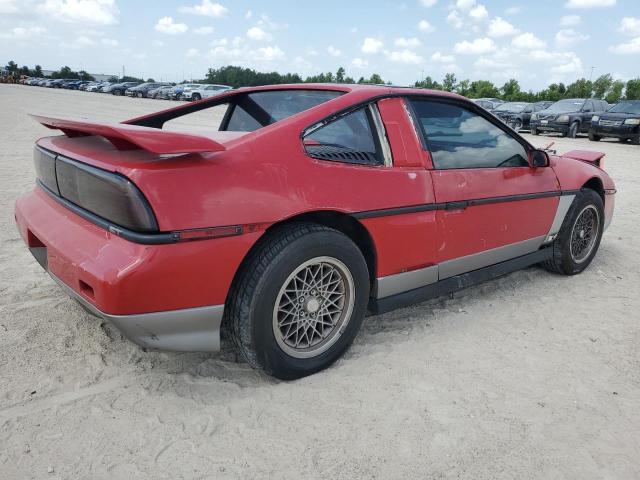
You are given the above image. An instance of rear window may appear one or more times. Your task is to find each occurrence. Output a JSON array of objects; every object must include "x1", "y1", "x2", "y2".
[{"x1": 225, "y1": 89, "x2": 343, "y2": 132}]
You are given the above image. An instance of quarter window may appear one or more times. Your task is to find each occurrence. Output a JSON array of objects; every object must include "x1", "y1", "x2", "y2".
[
  {"x1": 409, "y1": 99, "x2": 529, "y2": 170},
  {"x1": 303, "y1": 108, "x2": 382, "y2": 166}
]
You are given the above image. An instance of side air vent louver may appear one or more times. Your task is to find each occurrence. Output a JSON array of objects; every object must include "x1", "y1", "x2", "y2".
[{"x1": 306, "y1": 144, "x2": 378, "y2": 165}]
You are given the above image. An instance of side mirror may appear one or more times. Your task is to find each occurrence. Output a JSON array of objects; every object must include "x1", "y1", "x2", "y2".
[{"x1": 530, "y1": 149, "x2": 550, "y2": 168}]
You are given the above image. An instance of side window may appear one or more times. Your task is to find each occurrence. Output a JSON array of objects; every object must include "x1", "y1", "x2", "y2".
[
  {"x1": 303, "y1": 108, "x2": 382, "y2": 166},
  {"x1": 409, "y1": 99, "x2": 529, "y2": 169},
  {"x1": 583, "y1": 100, "x2": 593, "y2": 112}
]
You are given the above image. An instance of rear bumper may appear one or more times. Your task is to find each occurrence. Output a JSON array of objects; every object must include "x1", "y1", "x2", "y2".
[
  {"x1": 14, "y1": 187, "x2": 260, "y2": 352},
  {"x1": 49, "y1": 271, "x2": 223, "y2": 351}
]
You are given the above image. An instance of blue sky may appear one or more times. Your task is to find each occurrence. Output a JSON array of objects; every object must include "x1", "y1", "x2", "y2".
[{"x1": 1, "y1": 0, "x2": 639, "y2": 89}]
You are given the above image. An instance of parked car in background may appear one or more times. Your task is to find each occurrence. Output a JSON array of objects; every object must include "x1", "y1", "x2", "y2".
[
  {"x1": 589, "y1": 100, "x2": 640, "y2": 144},
  {"x1": 495, "y1": 101, "x2": 554, "y2": 132},
  {"x1": 17, "y1": 84, "x2": 615, "y2": 379},
  {"x1": 169, "y1": 83, "x2": 202, "y2": 100},
  {"x1": 472, "y1": 98, "x2": 503, "y2": 111},
  {"x1": 110, "y1": 82, "x2": 141, "y2": 95},
  {"x1": 530, "y1": 98, "x2": 609, "y2": 138},
  {"x1": 125, "y1": 82, "x2": 171, "y2": 98},
  {"x1": 181, "y1": 84, "x2": 232, "y2": 101},
  {"x1": 148, "y1": 85, "x2": 174, "y2": 99}
]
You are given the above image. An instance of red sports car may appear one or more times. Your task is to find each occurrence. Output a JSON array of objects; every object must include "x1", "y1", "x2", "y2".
[{"x1": 15, "y1": 84, "x2": 616, "y2": 379}]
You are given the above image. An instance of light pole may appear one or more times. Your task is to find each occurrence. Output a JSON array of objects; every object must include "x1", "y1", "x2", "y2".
[{"x1": 589, "y1": 66, "x2": 595, "y2": 82}]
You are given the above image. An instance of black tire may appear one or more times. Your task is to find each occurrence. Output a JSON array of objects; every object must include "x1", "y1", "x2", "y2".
[
  {"x1": 542, "y1": 189, "x2": 604, "y2": 276},
  {"x1": 631, "y1": 136, "x2": 640, "y2": 145},
  {"x1": 618, "y1": 138, "x2": 628, "y2": 143},
  {"x1": 531, "y1": 127, "x2": 539, "y2": 136},
  {"x1": 568, "y1": 122, "x2": 579, "y2": 138},
  {"x1": 588, "y1": 132, "x2": 601, "y2": 141},
  {"x1": 225, "y1": 223, "x2": 370, "y2": 380},
  {"x1": 192, "y1": 93, "x2": 201, "y2": 101}
]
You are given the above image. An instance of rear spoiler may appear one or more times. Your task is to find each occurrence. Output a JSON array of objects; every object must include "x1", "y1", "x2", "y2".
[
  {"x1": 561, "y1": 149, "x2": 605, "y2": 168},
  {"x1": 31, "y1": 115, "x2": 226, "y2": 154}
]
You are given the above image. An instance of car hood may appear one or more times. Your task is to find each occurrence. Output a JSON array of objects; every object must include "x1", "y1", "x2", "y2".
[{"x1": 599, "y1": 112, "x2": 640, "y2": 120}]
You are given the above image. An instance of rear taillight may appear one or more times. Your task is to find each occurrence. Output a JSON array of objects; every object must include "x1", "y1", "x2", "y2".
[{"x1": 34, "y1": 147, "x2": 158, "y2": 233}]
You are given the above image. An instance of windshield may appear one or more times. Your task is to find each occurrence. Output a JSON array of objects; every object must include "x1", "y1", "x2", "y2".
[
  {"x1": 224, "y1": 89, "x2": 344, "y2": 132},
  {"x1": 546, "y1": 99, "x2": 585, "y2": 113},
  {"x1": 494, "y1": 102, "x2": 528, "y2": 113},
  {"x1": 607, "y1": 101, "x2": 640, "y2": 115}
]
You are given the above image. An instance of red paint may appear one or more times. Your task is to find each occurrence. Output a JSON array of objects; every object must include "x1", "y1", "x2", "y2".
[{"x1": 15, "y1": 84, "x2": 616, "y2": 316}]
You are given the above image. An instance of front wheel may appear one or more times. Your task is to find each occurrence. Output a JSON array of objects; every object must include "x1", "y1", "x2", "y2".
[
  {"x1": 509, "y1": 120, "x2": 522, "y2": 132},
  {"x1": 542, "y1": 189, "x2": 604, "y2": 276},
  {"x1": 568, "y1": 122, "x2": 579, "y2": 138},
  {"x1": 192, "y1": 93, "x2": 201, "y2": 101},
  {"x1": 531, "y1": 127, "x2": 539, "y2": 136},
  {"x1": 225, "y1": 223, "x2": 370, "y2": 379},
  {"x1": 588, "y1": 132, "x2": 601, "y2": 141}
]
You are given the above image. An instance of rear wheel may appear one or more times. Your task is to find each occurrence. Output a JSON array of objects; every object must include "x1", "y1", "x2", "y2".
[
  {"x1": 192, "y1": 93, "x2": 201, "y2": 101},
  {"x1": 531, "y1": 127, "x2": 539, "y2": 136},
  {"x1": 509, "y1": 120, "x2": 523, "y2": 132},
  {"x1": 588, "y1": 132, "x2": 601, "y2": 141},
  {"x1": 543, "y1": 189, "x2": 604, "y2": 275},
  {"x1": 618, "y1": 138, "x2": 628, "y2": 143},
  {"x1": 226, "y1": 223, "x2": 370, "y2": 379}
]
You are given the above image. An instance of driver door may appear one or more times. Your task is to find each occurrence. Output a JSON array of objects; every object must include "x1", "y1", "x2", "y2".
[{"x1": 408, "y1": 98, "x2": 560, "y2": 278}]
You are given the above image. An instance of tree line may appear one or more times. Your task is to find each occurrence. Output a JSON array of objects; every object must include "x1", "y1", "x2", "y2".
[{"x1": 5, "y1": 60, "x2": 640, "y2": 102}]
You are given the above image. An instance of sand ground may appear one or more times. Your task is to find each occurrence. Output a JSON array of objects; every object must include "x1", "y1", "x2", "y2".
[{"x1": 1, "y1": 84, "x2": 639, "y2": 479}]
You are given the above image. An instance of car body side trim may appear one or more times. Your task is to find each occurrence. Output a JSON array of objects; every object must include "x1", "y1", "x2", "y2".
[
  {"x1": 374, "y1": 236, "x2": 547, "y2": 299},
  {"x1": 545, "y1": 194, "x2": 575, "y2": 242},
  {"x1": 438, "y1": 236, "x2": 546, "y2": 280},
  {"x1": 49, "y1": 272, "x2": 223, "y2": 352},
  {"x1": 353, "y1": 190, "x2": 573, "y2": 220},
  {"x1": 369, "y1": 247, "x2": 553, "y2": 314},
  {"x1": 375, "y1": 265, "x2": 438, "y2": 299}
]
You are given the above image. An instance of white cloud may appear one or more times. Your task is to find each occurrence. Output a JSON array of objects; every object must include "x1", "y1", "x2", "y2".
[
  {"x1": 194, "y1": 26, "x2": 214, "y2": 34},
  {"x1": 155, "y1": 16, "x2": 188, "y2": 34},
  {"x1": 100, "y1": 37, "x2": 118, "y2": 46},
  {"x1": 619, "y1": 17, "x2": 640, "y2": 36},
  {"x1": 387, "y1": 49, "x2": 423, "y2": 64},
  {"x1": 419, "y1": 0, "x2": 437, "y2": 6},
  {"x1": 555, "y1": 29, "x2": 589, "y2": 46},
  {"x1": 246, "y1": 26, "x2": 271, "y2": 41},
  {"x1": 327, "y1": 45, "x2": 341, "y2": 56},
  {"x1": 38, "y1": 0, "x2": 119, "y2": 25},
  {"x1": 186, "y1": 48, "x2": 199, "y2": 57},
  {"x1": 418, "y1": 19, "x2": 434, "y2": 32},
  {"x1": 0, "y1": 0, "x2": 20, "y2": 14},
  {"x1": 550, "y1": 54, "x2": 583, "y2": 74},
  {"x1": 469, "y1": 4, "x2": 488, "y2": 20},
  {"x1": 431, "y1": 51, "x2": 455, "y2": 63},
  {"x1": 447, "y1": 10, "x2": 464, "y2": 29},
  {"x1": 394, "y1": 36, "x2": 421, "y2": 48},
  {"x1": 361, "y1": 37, "x2": 383, "y2": 54},
  {"x1": 245, "y1": 9, "x2": 252, "y2": 19},
  {"x1": 351, "y1": 58, "x2": 368, "y2": 68},
  {"x1": 511, "y1": 32, "x2": 546, "y2": 49},
  {"x1": 153, "y1": 40, "x2": 164, "y2": 47},
  {"x1": 454, "y1": 37, "x2": 496, "y2": 54},
  {"x1": 456, "y1": 0, "x2": 476, "y2": 10},
  {"x1": 179, "y1": 0, "x2": 228, "y2": 17},
  {"x1": 505, "y1": 6, "x2": 521, "y2": 15},
  {"x1": 565, "y1": 0, "x2": 615, "y2": 8},
  {"x1": 0, "y1": 26, "x2": 47, "y2": 40},
  {"x1": 257, "y1": 45, "x2": 284, "y2": 60},
  {"x1": 560, "y1": 15, "x2": 581, "y2": 26},
  {"x1": 609, "y1": 37, "x2": 640, "y2": 54},
  {"x1": 487, "y1": 17, "x2": 519, "y2": 37}
]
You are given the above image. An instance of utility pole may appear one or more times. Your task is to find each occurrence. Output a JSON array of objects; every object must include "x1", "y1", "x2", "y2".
[
  {"x1": 589, "y1": 66, "x2": 595, "y2": 82},
  {"x1": 122, "y1": 65, "x2": 125, "y2": 80}
]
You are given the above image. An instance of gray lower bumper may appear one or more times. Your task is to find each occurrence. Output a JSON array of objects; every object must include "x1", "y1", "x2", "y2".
[{"x1": 50, "y1": 272, "x2": 223, "y2": 352}]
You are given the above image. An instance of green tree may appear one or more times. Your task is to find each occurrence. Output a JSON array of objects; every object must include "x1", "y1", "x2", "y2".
[
  {"x1": 605, "y1": 80, "x2": 624, "y2": 103},
  {"x1": 34, "y1": 65, "x2": 43, "y2": 77},
  {"x1": 625, "y1": 78, "x2": 640, "y2": 100},
  {"x1": 335, "y1": 67, "x2": 345, "y2": 83},
  {"x1": 5, "y1": 61, "x2": 18, "y2": 73},
  {"x1": 367, "y1": 73, "x2": 384, "y2": 84},
  {"x1": 415, "y1": 76, "x2": 441, "y2": 90},
  {"x1": 442, "y1": 73, "x2": 457, "y2": 92},
  {"x1": 565, "y1": 78, "x2": 593, "y2": 98},
  {"x1": 455, "y1": 79, "x2": 471, "y2": 96},
  {"x1": 501, "y1": 79, "x2": 521, "y2": 101},
  {"x1": 592, "y1": 74, "x2": 613, "y2": 99},
  {"x1": 468, "y1": 80, "x2": 499, "y2": 99}
]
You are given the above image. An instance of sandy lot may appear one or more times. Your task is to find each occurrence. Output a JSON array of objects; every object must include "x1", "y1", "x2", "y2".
[{"x1": 1, "y1": 83, "x2": 639, "y2": 479}]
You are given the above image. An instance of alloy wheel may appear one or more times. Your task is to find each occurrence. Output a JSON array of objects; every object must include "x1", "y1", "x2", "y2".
[{"x1": 570, "y1": 205, "x2": 600, "y2": 264}]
